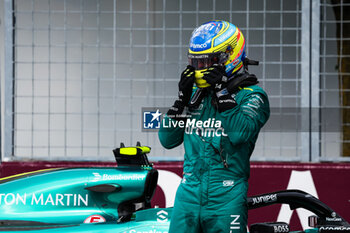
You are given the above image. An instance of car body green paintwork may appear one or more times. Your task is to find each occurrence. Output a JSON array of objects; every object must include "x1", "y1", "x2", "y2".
[
  {"x1": 0, "y1": 166, "x2": 154, "y2": 225},
  {"x1": 0, "y1": 166, "x2": 325, "y2": 233},
  {"x1": 0, "y1": 149, "x2": 347, "y2": 232},
  {"x1": 0, "y1": 208, "x2": 171, "y2": 233}
]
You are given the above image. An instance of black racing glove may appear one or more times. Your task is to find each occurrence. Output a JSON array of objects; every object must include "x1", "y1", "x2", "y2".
[
  {"x1": 202, "y1": 64, "x2": 228, "y2": 86},
  {"x1": 167, "y1": 65, "x2": 195, "y2": 118},
  {"x1": 213, "y1": 85, "x2": 238, "y2": 113},
  {"x1": 203, "y1": 65, "x2": 237, "y2": 113}
]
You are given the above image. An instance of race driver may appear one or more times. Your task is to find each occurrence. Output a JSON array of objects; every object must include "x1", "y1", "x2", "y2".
[{"x1": 158, "y1": 20, "x2": 270, "y2": 233}]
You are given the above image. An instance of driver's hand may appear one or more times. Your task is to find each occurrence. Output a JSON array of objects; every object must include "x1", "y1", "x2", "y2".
[
  {"x1": 178, "y1": 65, "x2": 195, "y2": 106},
  {"x1": 167, "y1": 65, "x2": 195, "y2": 119},
  {"x1": 202, "y1": 64, "x2": 228, "y2": 88}
]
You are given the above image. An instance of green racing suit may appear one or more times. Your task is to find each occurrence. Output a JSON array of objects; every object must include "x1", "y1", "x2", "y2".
[{"x1": 158, "y1": 85, "x2": 270, "y2": 233}]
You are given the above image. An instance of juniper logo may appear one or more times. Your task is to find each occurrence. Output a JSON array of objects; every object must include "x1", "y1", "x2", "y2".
[{"x1": 252, "y1": 194, "x2": 277, "y2": 205}]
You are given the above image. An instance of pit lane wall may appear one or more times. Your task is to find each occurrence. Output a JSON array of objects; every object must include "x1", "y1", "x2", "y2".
[{"x1": 0, "y1": 161, "x2": 349, "y2": 231}]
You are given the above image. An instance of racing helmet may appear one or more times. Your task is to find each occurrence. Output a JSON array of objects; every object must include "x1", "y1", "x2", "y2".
[{"x1": 188, "y1": 20, "x2": 246, "y2": 88}]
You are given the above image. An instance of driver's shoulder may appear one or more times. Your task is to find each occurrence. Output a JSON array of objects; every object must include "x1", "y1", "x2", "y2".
[{"x1": 238, "y1": 85, "x2": 268, "y2": 99}]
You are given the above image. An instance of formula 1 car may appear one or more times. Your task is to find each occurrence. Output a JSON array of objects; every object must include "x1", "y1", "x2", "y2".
[{"x1": 0, "y1": 143, "x2": 348, "y2": 233}]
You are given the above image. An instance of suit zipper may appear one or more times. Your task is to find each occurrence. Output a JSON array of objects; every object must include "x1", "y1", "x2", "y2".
[{"x1": 209, "y1": 142, "x2": 228, "y2": 168}]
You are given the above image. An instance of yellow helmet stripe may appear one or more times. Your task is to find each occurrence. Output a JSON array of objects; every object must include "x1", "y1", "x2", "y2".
[
  {"x1": 231, "y1": 61, "x2": 243, "y2": 73},
  {"x1": 215, "y1": 28, "x2": 240, "y2": 52},
  {"x1": 232, "y1": 30, "x2": 245, "y2": 59}
]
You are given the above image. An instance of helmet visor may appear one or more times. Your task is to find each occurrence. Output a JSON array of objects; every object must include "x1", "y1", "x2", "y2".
[{"x1": 188, "y1": 52, "x2": 228, "y2": 70}]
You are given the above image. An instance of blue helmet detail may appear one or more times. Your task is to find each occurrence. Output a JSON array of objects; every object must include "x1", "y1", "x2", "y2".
[{"x1": 189, "y1": 21, "x2": 223, "y2": 52}]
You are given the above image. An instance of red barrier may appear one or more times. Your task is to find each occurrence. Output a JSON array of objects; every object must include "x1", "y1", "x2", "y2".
[{"x1": 0, "y1": 161, "x2": 349, "y2": 230}]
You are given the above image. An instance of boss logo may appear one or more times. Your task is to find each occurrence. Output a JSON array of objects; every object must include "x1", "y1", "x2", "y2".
[{"x1": 273, "y1": 225, "x2": 289, "y2": 233}]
